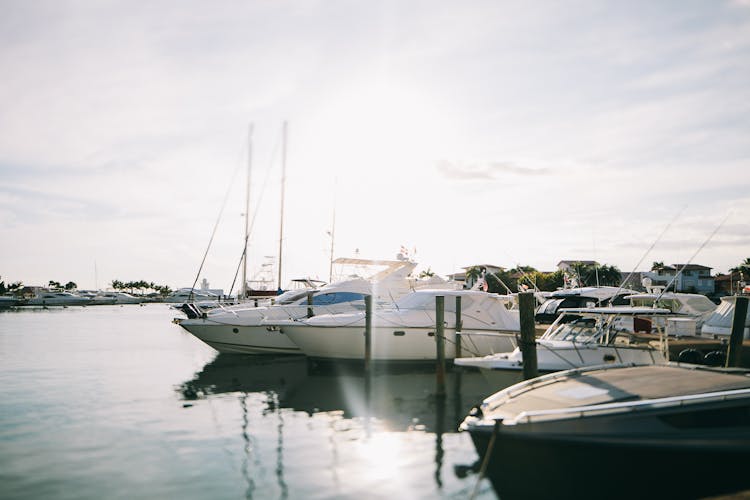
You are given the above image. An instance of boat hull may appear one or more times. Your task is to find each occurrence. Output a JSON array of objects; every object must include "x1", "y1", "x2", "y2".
[
  {"x1": 282, "y1": 324, "x2": 517, "y2": 361},
  {"x1": 178, "y1": 321, "x2": 301, "y2": 354},
  {"x1": 467, "y1": 418, "x2": 750, "y2": 500}
]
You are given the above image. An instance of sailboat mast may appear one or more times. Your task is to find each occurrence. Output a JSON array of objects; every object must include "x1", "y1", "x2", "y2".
[
  {"x1": 277, "y1": 121, "x2": 287, "y2": 292},
  {"x1": 241, "y1": 124, "x2": 253, "y2": 299},
  {"x1": 329, "y1": 205, "x2": 336, "y2": 283}
]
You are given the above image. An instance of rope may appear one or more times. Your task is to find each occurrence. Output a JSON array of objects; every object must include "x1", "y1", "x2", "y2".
[{"x1": 469, "y1": 419, "x2": 501, "y2": 500}]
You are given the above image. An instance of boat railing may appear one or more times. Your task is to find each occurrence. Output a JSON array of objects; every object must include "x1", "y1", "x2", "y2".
[{"x1": 507, "y1": 387, "x2": 750, "y2": 425}]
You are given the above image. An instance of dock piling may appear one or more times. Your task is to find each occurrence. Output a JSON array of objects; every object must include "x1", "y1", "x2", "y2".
[
  {"x1": 436, "y1": 295, "x2": 446, "y2": 397},
  {"x1": 518, "y1": 292, "x2": 539, "y2": 380},
  {"x1": 455, "y1": 295, "x2": 463, "y2": 359},
  {"x1": 364, "y1": 295, "x2": 373, "y2": 373},
  {"x1": 726, "y1": 296, "x2": 749, "y2": 368}
]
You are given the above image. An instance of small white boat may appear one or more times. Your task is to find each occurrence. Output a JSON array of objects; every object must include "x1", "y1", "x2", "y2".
[
  {"x1": 701, "y1": 295, "x2": 750, "y2": 339},
  {"x1": 280, "y1": 289, "x2": 520, "y2": 362},
  {"x1": 460, "y1": 362, "x2": 750, "y2": 500},
  {"x1": 26, "y1": 291, "x2": 91, "y2": 306},
  {"x1": 90, "y1": 292, "x2": 143, "y2": 305},
  {"x1": 455, "y1": 307, "x2": 671, "y2": 383}
]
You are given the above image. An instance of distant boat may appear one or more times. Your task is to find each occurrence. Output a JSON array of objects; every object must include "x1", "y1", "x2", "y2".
[
  {"x1": 164, "y1": 287, "x2": 222, "y2": 304},
  {"x1": 534, "y1": 286, "x2": 635, "y2": 323},
  {"x1": 0, "y1": 295, "x2": 20, "y2": 308},
  {"x1": 89, "y1": 292, "x2": 143, "y2": 305},
  {"x1": 26, "y1": 291, "x2": 91, "y2": 306},
  {"x1": 702, "y1": 295, "x2": 750, "y2": 339},
  {"x1": 460, "y1": 362, "x2": 750, "y2": 500}
]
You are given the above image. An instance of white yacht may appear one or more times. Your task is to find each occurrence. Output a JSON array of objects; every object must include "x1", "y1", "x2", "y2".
[
  {"x1": 164, "y1": 287, "x2": 222, "y2": 304},
  {"x1": 26, "y1": 291, "x2": 91, "y2": 306},
  {"x1": 701, "y1": 295, "x2": 750, "y2": 339},
  {"x1": 90, "y1": 291, "x2": 143, "y2": 305},
  {"x1": 177, "y1": 278, "x2": 372, "y2": 354},
  {"x1": 176, "y1": 258, "x2": 459, "y2": 355},
  {"x1": 455, "y1": 307, "x2": 671, "y2": 383},
  {"x1": 279, "y1": 289, "x2": 520, "y2": 362}
]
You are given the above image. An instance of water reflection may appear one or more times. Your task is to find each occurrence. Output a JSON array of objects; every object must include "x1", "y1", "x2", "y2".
[
  {"x1": 178, "y1": 354, "x2": 513, "y2": 433},
  {"x1": 178, "y1": 354, "x2": 520, "y2": 497}
]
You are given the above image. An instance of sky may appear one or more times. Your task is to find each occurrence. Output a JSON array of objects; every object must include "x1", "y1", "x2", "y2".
[{"x1": 1, "y1": 0, "x2": 749, "y2": 292}]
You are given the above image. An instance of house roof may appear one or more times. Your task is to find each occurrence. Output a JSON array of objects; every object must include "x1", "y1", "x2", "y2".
[
  {"x1": 672, "y1": 264, "x2": 712, "y2": 271},
  {"x1": 557, "y1": 260, "x2": 599, "y2": 266},
  {"x1": 461, "y1": 264, "x2": 505, "y2": 271}
]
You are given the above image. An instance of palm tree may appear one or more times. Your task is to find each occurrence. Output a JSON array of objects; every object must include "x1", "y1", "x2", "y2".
[{"x1": 651, "y1": 261, "x2": 664, "y2": 271}]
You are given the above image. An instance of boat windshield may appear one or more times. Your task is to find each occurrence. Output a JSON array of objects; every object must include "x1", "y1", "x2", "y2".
[
  {"x1": 311, "y1": 292, "x2": 365, "y2": 306},
  {"x1": 544, "y1": 316, "x2": 604, "y2": 343},
  {"x1": 630, "y1": 297, "x2": 680, "y2": 312}
]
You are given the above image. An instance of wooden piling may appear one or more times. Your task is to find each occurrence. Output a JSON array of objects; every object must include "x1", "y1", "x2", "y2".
[
  {"x1": 364, "y1": 295, "x2": 373, "y2": 373},
  {"x1": 518, "y1": 292, "x2": 538, "y2": 380},
  {"x1": 436, "y1": 295, "x2": 446, "y2": 397},
  {"x1": 726, "y1": 296, "x2": 749, "y2": 368},
  {"x1": 455, "y1": 295, "x2": 463, "y2": 359}
]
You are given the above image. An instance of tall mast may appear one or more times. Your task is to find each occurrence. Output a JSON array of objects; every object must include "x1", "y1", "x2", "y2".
[
  {"x1": 241, "y1": 123, "x2": 253, "y2": 299},
  {"x1": 328, "y1": 206, "x2": 336, "y2": 283},
  {"x1": 277, "y1": 121, "x2": 287, "y2": 292}
]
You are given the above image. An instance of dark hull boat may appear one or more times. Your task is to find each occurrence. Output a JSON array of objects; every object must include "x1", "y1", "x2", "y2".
[{"x1": 460, "y1": 363, "x2": 750, "y2": 500}]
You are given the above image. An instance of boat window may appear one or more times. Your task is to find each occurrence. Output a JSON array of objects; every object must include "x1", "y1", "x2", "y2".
[
  {"x1": 545, "y1": 317, "x2": 602, "y2": 342},
  {"x1": 312, "y1": 292, "x2": 365, "y2": 305}
]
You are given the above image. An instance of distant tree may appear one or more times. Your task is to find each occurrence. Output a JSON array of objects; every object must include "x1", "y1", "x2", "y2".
[
  {"x1": 8, "y1": 281, "x2": 23, "y2": 295},
  {"x1": 0, "y1": 277, "x2": 5, "y2": 295},
  {"x1": 730, "y1": 258, "x2": 750, "y2": 276},
  {"x1": 418, "y1": 268, "x2": 435, "y2": 279},
  {"x1": 48, "y1": 280, "x2": 61, "y2": 290},
  {"x1": 534, "y1": 270, "x2": 565, "y2": 291},
  {"x1": 64, "y1": 281, "x2": 77, "y2": 290},
  {"x1": 465, "y1": 266, "x2": 483, "y2": 289},
  {"x1": 597, "y1": 264, "x2": 623, "y2": 286},
  {"x1": 651, "y1": 261, "x2": 664, "y2": 271}
]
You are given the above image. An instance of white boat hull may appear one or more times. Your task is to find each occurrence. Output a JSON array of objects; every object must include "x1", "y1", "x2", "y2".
[
  {"x1": 456, "y1": 343, "x2": 667, "y2": 386},
  {"x1": 179, "y1": 321, "x2": 301, "y2": 354},
  {"x1": 282, "y1": 324, "x2": 517, "y2": 361}
]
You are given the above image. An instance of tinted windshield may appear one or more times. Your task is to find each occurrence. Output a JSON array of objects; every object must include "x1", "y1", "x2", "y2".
[
  {"x1": 545, "y1": 316, "x2": 603, "y2": 342},
  {"x1": 311, "y1": 292, "x2": 365, "y2": 305}
]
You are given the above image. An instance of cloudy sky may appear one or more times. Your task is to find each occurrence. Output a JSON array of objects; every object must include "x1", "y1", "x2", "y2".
[{"x1": 1, "y1": 0, "x2": 749, "y2": 291}]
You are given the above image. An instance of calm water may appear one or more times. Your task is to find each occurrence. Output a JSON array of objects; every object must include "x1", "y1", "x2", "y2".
[{"x1": 0, "y1": 304, "x2": 503, "y2": 499}]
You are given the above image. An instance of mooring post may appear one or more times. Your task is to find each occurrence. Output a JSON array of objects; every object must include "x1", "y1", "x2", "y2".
[
  {"x1": 518, "y1": 291, "x2": 538, "y2": 380},
  {"x1": 307, "y1": 292, "x2": 314, "y2": 318},
  {"x1": 726, "y1": 296, "x2": 749, "y2": 368},
  {"x1": 364, "y1": 294, "x2": 373, "y2": 373},
  {"x1": 455, "y1": 295, "x2": 463, "y2": 359},
  {"x1": 436, "y1": 295, "x2": 446, "y2": 397}
]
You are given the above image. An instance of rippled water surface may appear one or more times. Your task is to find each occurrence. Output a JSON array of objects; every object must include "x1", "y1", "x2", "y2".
[{"x1": 0, "y1": 304, "x2": 503, "y2": 499}]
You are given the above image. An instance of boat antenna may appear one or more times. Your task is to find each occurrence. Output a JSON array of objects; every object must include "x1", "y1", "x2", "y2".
[
  {"x1": 610, "y1": 207, "x2": 685, "y2": 301},
  {"x1": 277, "y1": 121, "x2": 288, "y2": 292},
  {"x1": 328, "y1": 179, "x2": 337, "y2": 283},
  {"x1": 655, "y1": 212, "x2": 730, "y2": 302}
]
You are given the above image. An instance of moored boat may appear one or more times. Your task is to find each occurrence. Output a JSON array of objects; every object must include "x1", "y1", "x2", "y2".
[
  {"x1": 280, "y1": 289, "x2": 520, "y2": 362},
  {"x1": 460, "y1": 362, "x2": 750, "y2": 500}
]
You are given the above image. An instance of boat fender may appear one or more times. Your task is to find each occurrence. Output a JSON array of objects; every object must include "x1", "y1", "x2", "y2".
[
  {"x1": 677, "y1": 348, "x2": 703, "y2": 365},
  {"x1": 703, "y1": 350, "x2": 726, "y2": 367}
]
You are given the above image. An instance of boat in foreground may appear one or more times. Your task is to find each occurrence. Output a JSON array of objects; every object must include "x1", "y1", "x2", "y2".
[{"x1": 460, "y1": 362, "x2": 750, "y2": 500}]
